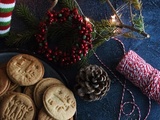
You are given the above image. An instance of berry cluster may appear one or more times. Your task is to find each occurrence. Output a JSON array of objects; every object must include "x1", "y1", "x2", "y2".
[{"x1": 35, "y1": 8, "x2": 93, "y2": 65}]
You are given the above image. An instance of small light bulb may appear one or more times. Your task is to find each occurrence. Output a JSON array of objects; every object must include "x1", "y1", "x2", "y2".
[
  {"x1": 85, "y1": 17, "x2": 90, "y2": 22},
  {"x1": 111, "y1": 14, "x2": 116, "y2": 23}
]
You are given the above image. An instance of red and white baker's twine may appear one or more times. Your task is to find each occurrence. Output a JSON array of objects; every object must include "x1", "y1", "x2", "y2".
[{"x1": 93, "y1": 37, "x2": 151, "y2": 120}]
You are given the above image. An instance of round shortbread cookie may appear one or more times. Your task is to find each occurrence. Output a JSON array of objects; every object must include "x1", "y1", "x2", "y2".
[
  {"x1": 0, "y1": 68, "x2": 10, "y2": 96},
  {"x1": 43, "y1": 85, "x2": 76, "y2": 120},
  {"x1": 33, "y1": 77, "x2": 63, "y2": 109},
  {"x1": 8, "y1": 81, "x2": 19, "y2": 91},
  {"x1": 38, "y1": 108, "x2": 74, "y2": 120},
  {"x1": 0, "y1": 92, "x2": 36, "y2": 120},
  {"x1": 7, "y1": 54, "x2": 44, "y2": 86},
  {"x1": 24, "y1": 85, "x2": 35, "y2": 100},
  {"x1": 14, "y1": 86, "x2": 22, "y2": 93},
  {"x1": 38, "y1": 108, "x2": 56, "y2": 120},
  {"x1": 0, "y1": 63, "x2": 19, "y2": 91}
]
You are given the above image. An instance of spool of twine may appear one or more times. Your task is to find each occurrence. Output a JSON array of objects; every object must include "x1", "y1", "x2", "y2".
[{"x1": 116, "y1": 50, "x2": 160, "y2": 104}]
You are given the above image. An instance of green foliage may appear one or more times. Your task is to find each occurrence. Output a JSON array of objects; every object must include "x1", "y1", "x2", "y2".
[
  {"x1": 132, "y1": 14, "x2": 144, "y2": 32},
  {"x1": 6, "y1": 4, "x2": 39, "y2": 47},
  {"x1": 92, "y1": 19, "x2": 116, "y2": 48},
  {"x1": 6, "y1": 30, "x2": 37, "y2": 47},
  {"x1": 131, "y1": 0, "x2": 142, "y2": 10},
  {"x1": 58, "y1": 0, "x2": 78, "y2": 10},
  {"x1": 15, "y1": 3, "x2": 39, "y2": 28},
  {"x1": 124, "y1": 0, "x2": 142, "y2": 10},
  {"x1": 77, "y1": 49, "x2": 96, "y2": 68}
]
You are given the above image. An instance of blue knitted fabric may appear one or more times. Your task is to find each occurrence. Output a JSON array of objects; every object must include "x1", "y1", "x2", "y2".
[{"x1": 0, "y1": 0, "x2": 160, "y2": 120}]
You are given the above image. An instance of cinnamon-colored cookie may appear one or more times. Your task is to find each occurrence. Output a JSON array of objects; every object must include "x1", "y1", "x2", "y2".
[
  {"x1": 38, "y1": 107, "x2": 56, "y2": 120},
  {"x1": 14, "y1": 86, "x2": 22, "y2": 93},
  {"x1": 24, "y1": 85, "x2": 35, "y2": 100},
  {"x1": 6, "y1": 54, "x2": 44, "y2": 86},
  {"x1": 33, "y1": 77, "x2": 63, "y2": 108},
  {"x1": 8, "y1": 81, "x2": 19, "y2": 91},
  {"x1": 43, "y1": 85, "x2": 76, "y2": 120},
  {"x1": 0, "y1": 68, "x2": 10, "y2": 97},
  {"x1": 0, "y1": 92, "x2": 36, "y2": 120},
  {"x1": 38, "y1": 107, "x2": 74, "y2": 120}
]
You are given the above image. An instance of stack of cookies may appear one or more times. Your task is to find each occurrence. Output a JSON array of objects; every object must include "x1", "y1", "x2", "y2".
[{"x1": 0, "y1": 54, "x2": 76, "y2": 120}]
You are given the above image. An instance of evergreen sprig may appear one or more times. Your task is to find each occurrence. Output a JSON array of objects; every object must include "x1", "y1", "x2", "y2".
[
  {"x1": 15, "y1": 3, "x2": 39, "y2": 28},
  {"x1": 132, "y1": 14, "x2": 144, "y2": 32},
  {"x1": 6, "y1": 30, "x2": 37, "y2": 47},
  {"x1": 58, "y1": 0, "x2": 77, "y2": 10},
  {"x1": 131, "y1": 0, "x2": 142, "y2": 10},
  {"x1": 105, "y1": 0, "x2": 149, "y2": 38},
  {"x1": 92, "y1": 19, "x2": 116, "y2": 48}
]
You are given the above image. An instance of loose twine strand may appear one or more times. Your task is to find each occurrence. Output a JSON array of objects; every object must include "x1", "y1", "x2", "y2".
[{"x1": 92, "y1": 37, "x2": 151, "y2": 120}]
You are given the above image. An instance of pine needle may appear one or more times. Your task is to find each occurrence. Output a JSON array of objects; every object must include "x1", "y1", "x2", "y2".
[
  {"x1": 6, "y1": 30, "x2": 37, "y2": 47},
  {"x1": 15, "y1": 3, "x2": 39, "y2": 28},
  {"x1": 59, "y1": 0, "x2": 77, "y2": 9}
]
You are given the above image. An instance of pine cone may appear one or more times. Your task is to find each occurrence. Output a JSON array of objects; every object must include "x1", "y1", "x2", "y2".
[{"x1": 75, "y1": 65, "x2": 111, "y2": 102}]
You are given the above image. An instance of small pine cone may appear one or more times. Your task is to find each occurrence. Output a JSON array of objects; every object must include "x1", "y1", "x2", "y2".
[{"x1": 75, "y1": 65, "x2": 111, "y2": 102}]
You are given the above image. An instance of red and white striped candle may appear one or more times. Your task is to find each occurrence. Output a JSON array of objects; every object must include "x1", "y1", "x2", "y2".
[{"x1": 0, "y1": 0, "x2": 16, "y2": 36}]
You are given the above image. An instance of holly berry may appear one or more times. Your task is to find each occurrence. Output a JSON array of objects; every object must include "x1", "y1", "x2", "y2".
[{"x1": 36, "y1": 8, "x2": 93, "y2": 66}]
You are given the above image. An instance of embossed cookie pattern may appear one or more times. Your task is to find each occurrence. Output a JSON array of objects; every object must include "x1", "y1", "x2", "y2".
[
  {"x1": 7, "y1": 54, "x2": 44, "y2": 86},
  {"x1": 0, "y1": 93, "x2": 35, "y2": 120},
  {"x1": 43, "y1": 85, "x2": 76, "y2": 120},
  {"x1": 0, "y1": 54, "x2": 76, "y2": 120}
]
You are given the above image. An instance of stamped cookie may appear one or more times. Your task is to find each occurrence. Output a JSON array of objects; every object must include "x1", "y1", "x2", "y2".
[
  {"x1": 43, "y1": 85, "x2": 76, "y2": 120},
  {"x1": 0, "y1": 92, "x2": 36, "y2": 120},
  {"x1": 0, "y1": 68, "x2": 10, "y2": 97},
  {"x1": 33, "y1": 77, "x2": 63, "y2": 108},
  {"x1": 24, "y1": 85, "x2": 35, "y2": 100},
  {"x1": 38, "y1": 108, "x2": 74, "y2": 120},
  {"x1": 38, "y1": 107, "x2": 56, "y2": 120},
  {"x1": 7, "y1": 54, "x2": 44, "y2": 86},
  {"x1": 8, "y1": 82, "x2": 19, "y2": 91}
]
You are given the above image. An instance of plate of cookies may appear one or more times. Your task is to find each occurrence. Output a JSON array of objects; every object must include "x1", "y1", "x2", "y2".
[{"x1": 0, "y1": 49, "x2": 76, "y2": 120}]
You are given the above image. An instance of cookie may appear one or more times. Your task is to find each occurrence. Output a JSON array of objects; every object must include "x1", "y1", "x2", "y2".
[
  {"x1": 0, "y1": 68, "x2": 10, "y2": 97},
  {"x1": 0, "y1": 63, "x2": 19, "y2": 91},
  {"x1": 24, "y1": 85, "x2": 35, "y2": 100},
  {"x1": 8, "y1": 81, "x2": 19, "y2": 91},
  {"x1": 0, "y1": 92, "x2": 36, "y2": 120},
  {"x1": 14, "y1": 86, "x2": 22, "y2": 93},
  {"x1": 38, "y1": 107, "x2": 75, "y2": 120},
  {"x1": 6, "y1": 54, "x2": 44, "y2": 86},
  {"x1": 38, "y1": 107, "x2": 56, "y2": 120},
  {"x1": 43, "y1": 85, "x2": 76, "y2": 120},
  {"x1": 33, "y1": 77, "x2": 63, "y2": 108}
]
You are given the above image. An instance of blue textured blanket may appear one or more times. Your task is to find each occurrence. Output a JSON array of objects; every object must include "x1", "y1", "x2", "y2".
[{"x1": 0, "y1": 0, "x2": 160, "y2": 120}]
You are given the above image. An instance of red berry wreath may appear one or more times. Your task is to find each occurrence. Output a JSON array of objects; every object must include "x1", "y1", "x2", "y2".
[{"x1": 35, "y1": 8, "x2": 93, "y2": 65}]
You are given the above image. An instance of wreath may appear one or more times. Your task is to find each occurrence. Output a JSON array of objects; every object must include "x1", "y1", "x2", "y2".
[{"x1": 35, "y1": 8, "x2": 93, "y2": 65}]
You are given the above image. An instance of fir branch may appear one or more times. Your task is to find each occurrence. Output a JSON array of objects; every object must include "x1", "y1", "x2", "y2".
[
  {"x1": 15, "y1": 3, "x2": 39, "y2": 28},
  {"x1": 59, "y1": 0, "x2": 77, "y2": 10},
  {"x1": 78, "y1": 49, "x2": 96, "y2": 68},
  {"x1": 131, "y1": 0, "x2": 142, "y2": 10},
  {"x1": 6, "y1": 30, "x2": 37, "y2": 47},
  {"x1": 105, "y1": 0, "x2": 149, "y2": 38},
  {"x1": 132, "y1": 13, "x2": 144, "y2": 32},
  {"x1": 93, "y1": 19, "x2": 116, "y2": 44},
  {"x1": 106, "y1": 0, "x2": 123, "y2": 25}
]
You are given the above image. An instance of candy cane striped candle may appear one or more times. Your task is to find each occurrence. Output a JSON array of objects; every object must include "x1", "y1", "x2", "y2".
[
  {"x1": 0, "y1": 0, "x2": 16, "y2": 36},
  {"x1": 116, "y1": 50, "x2": 160, "y2": 103}
]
